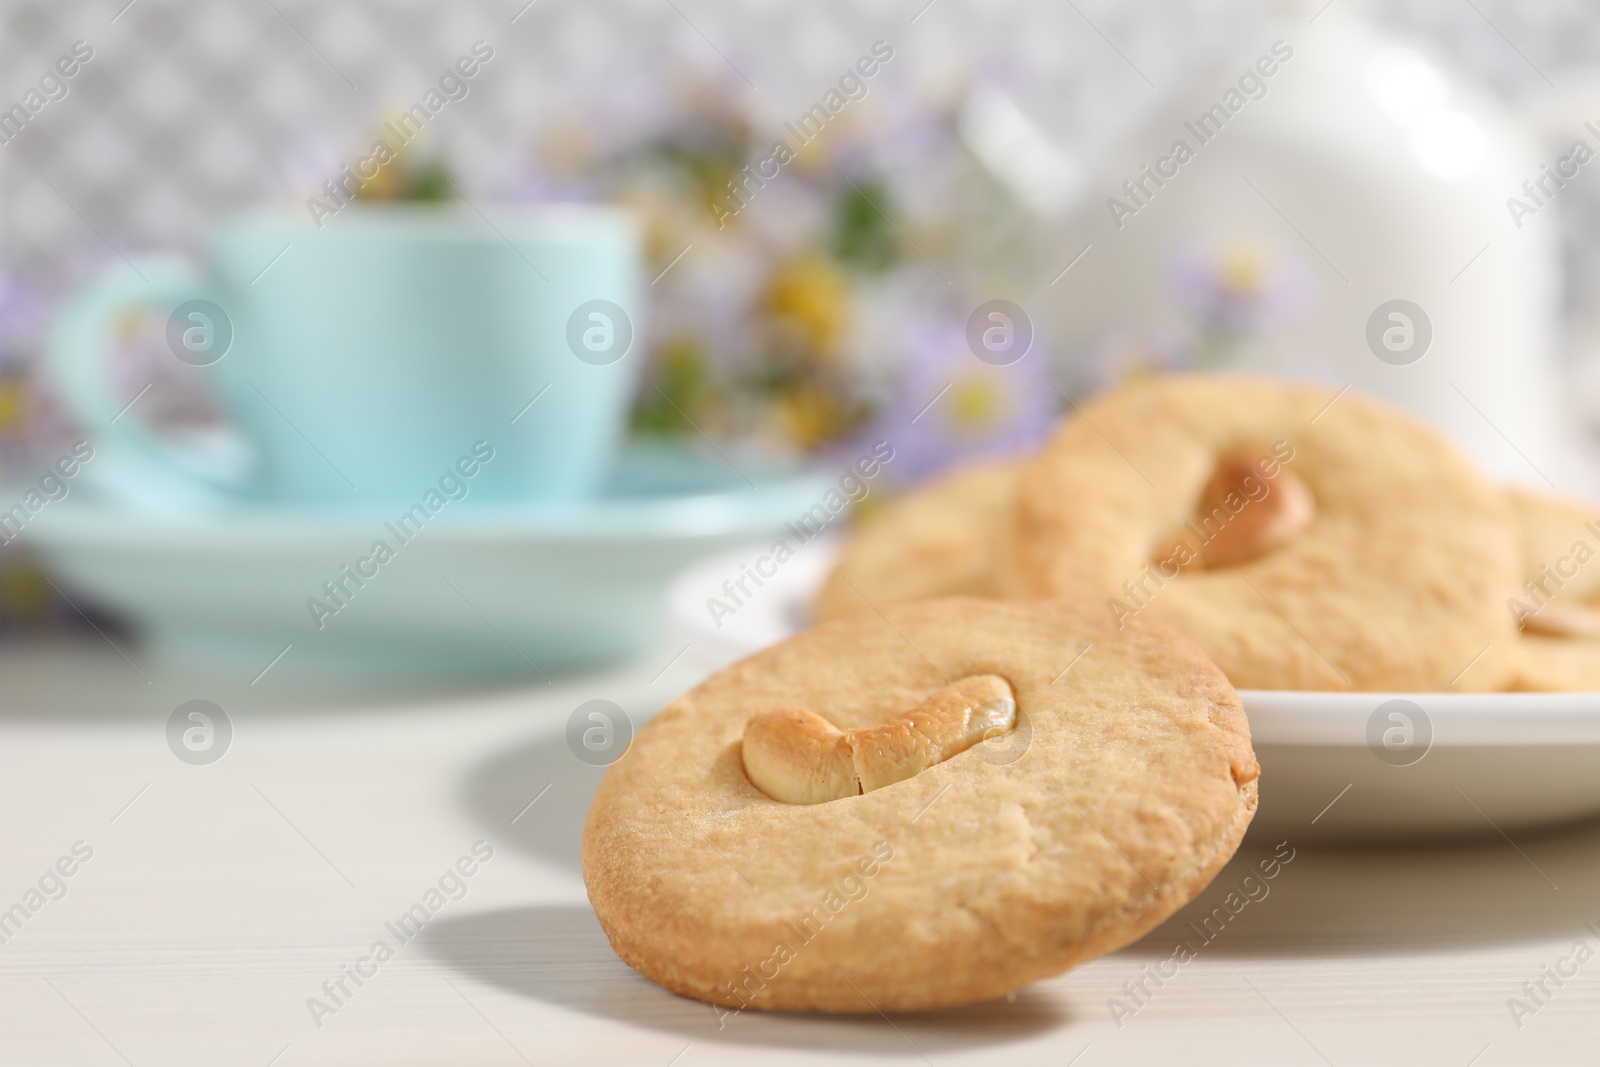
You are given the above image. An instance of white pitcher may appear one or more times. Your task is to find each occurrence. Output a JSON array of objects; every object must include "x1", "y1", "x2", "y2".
[{"x1": 963, "y1": 2, "x2": 1595, "y2": 491}]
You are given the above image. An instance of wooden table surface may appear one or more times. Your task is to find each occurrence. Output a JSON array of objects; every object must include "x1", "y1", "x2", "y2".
[{"x1": 1, "y1": 634, "x2": 1596, "y2": 1066}]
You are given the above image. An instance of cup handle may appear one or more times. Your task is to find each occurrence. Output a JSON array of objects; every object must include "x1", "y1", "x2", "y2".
[{"x1": 48, "y1": 256, "x2": 251, "y2": 503}]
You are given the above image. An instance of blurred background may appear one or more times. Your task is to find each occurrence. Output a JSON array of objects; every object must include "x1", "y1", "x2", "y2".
[
  {"x1": 12, "y1": 9, "x2": 1600, "y2": 1061},
  {"x1": 5, "y1": 0, "x2": 1600, "y2": 656}
]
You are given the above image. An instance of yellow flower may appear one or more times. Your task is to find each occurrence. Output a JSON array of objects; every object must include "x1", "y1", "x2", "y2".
[
  {"x1": 946, "y1": 375, "x2": 1003, "y2": 435},
  {"x1": 617, "y1": 184, "x2": 682, "y2": 266},
  {"x1": 789, "y1": 133, "x2": 833, "y2": 175},
  {"x1": 1217, "y1": 242, "x2": 1271, "y2": 296},
  {"x1": 775, "y1": 385, "x2": 847, "y2": 450},
  {"x1": 764, "y1": 256, "x2": 850, "y2": 357},
  {"x1": 0, "y1": 381, "x2": 26, "y2": 428}
]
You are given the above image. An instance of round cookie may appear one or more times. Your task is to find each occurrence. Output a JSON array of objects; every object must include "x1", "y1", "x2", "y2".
[
  {"x1": 1510, "y1": 636, "x2": 1600, "y2": 692},
  {"x1": 1004, "y1": 375, "x2": 1520, "y2": 691},
  {"x1": 1506, "y1": 489, "x2": 1600, "y2": 691},
  {"x1": 813, "y1": 459, "x2": 1020, "y2": 622},
  {"x1": 582, "y1": 598, "x2": 1258, "y2": 1012},
  {"x1": 1509, "y1": 489, "x2": 1600, "y2": 603}
]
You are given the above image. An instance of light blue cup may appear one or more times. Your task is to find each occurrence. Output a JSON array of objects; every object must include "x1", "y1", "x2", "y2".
[{"x1": 49, "y1": 205, "x2": 641, "y2": 509}]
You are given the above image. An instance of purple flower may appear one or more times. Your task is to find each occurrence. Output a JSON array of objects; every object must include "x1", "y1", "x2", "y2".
[
  {"x1": 853, "y1": 315, "x2": 1059, "y2": 485},
  {"x1": 0, "y1": 267, "x2": 47, "y2": 357},
  {"x1": 1170, "y1": 240, "x2": 1315, "y2": 337}
]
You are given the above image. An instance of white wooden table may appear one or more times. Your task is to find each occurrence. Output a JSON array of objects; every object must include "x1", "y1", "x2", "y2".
[{"x1": 1, "y1": 634, "x2": 1596, "y2": 1066}]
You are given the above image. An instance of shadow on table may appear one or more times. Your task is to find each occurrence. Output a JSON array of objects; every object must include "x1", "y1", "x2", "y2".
[
  {"x1": 460, "y1": 726, "x2": 605, "y2": 874},
  {"x1": 1129, "y1": 817, "x2": 1600, "y2": 959},
  {"x1": 420, "y1": 903, "x2": 1070, "y2": 1052}
]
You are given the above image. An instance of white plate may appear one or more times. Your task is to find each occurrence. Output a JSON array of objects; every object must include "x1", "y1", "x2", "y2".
[{"x1": 666, "y1": 542, "x2": 1600, "y2": 841}]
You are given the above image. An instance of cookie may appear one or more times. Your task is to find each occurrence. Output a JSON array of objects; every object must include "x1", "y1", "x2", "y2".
[
  {"x1": 1004, "y1": 375, "x2": 1519, "y2": 691},
  {"x1": 813, "y1": 459, "x2": 1020, "y2": 622},
  {"x1": 1505, "y1": 489, "x2": 1600, "y2": 691},
  {"x1": 582, "y1": 597, "x2": 1258, "y2": 1012}
]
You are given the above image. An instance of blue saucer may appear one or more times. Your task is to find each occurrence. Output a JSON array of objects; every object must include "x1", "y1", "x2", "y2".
[{"x1": 24, "y1": 449, "x2": 834, "y2": 679}]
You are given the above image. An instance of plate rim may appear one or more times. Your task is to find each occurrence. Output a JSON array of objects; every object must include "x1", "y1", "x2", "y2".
[{"x1": 668, "y1": 541, "x2": 1600, "y2": 749}]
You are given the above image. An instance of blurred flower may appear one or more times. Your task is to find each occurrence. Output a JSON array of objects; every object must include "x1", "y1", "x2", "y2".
[
  {"x1": 351, "y1": 124, "x2": 455, "y2": 202},
  {"x1": 863, "y1": 316, "x2": 1058, "y2": 484},
  {"x1": 1170, "y1": 240, "x2": 1314, "y2": 366},
  {"x1": 512, "y1": 61, "x2": 1003, "y2": 461},
  {"x1": 631, "y1": 336, "x2": 719, "y2": 438},
  {"x1": 830, "y1": 178, "x2": 899, "y2": 273},
  {"x1": 772, "y1": 382, "x2": 859, "y2": 452},
  {"x1": 762, "y1": 255, "x2": 850, "y2": 359},
  {"x1": 0, "y1": 267, "x2": 47, "y2": 358},
  {"x1": 0, "y1": 266, "x2": 53, "y2": 473},
  {"x1": 628, "y1": 76, "x2": 753, "y2": 214},
  {"x1": 0, "y1": 373, "x2": 29, "y2": 438}
]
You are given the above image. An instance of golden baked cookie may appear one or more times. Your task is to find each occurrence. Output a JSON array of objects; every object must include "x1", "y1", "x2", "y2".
[
  {"x1": 1004, "y1": 375, "x2": 1519, "y2": 691},
  {"x1": 1505, "y1": 489, "x2": 1600, "y2": 691},
  {"x1": 582, "y1": 598, "x2": 1258, "y2": 1012},
  {"x1": 812, "y1": 459, "x2": 1020, "y2": 622}
]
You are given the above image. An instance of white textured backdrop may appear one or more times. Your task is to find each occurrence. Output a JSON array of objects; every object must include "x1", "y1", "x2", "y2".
[{"x1": 4, "y1": 0, "x2": 1599, "y2": 288}]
